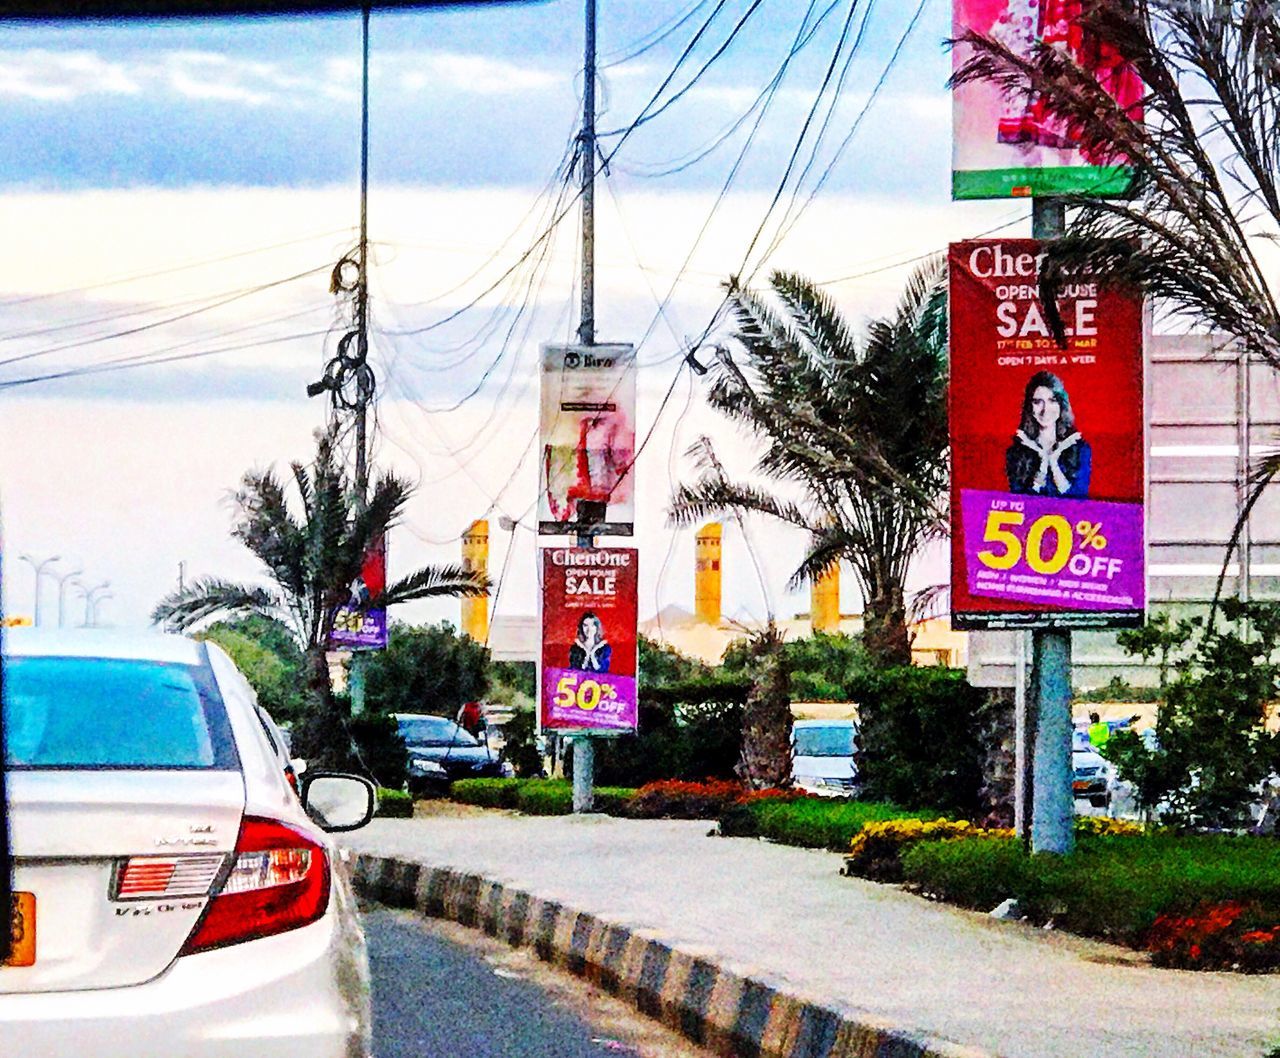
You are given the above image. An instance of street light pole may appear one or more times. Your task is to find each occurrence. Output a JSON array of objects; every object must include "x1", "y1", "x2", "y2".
[
  {"x1": 76, "y1": 580, "x2": 110, "y2": 628},
  {"x1": 18, "y1": 554, "x2": 61, "y2": 628},
  {"x1": 90, "y1": 591, "x2": 113, "y2": 629},
  {"x1": 53, "y1": 566, "x2": 83, "y2": 629}
]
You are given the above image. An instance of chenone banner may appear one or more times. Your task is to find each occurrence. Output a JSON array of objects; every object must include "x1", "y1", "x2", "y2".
[
  {"x1": 949, "y1": 239, "x2": 1145, "y2": 629},
  {"x1": 952, "y1": 0, "x2": 1142, "y2": 200},
  {"x1": 538, "y1": 343, "x2": 636, "y2": 536},
  {"x1": 540, "y1": 546, "x2": 638, "y2": 734}
]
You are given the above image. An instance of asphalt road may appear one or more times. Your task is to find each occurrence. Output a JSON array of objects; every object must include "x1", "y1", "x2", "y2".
[{"x1": 364, "y1": 908, "x2": 700, "y2": 1058}]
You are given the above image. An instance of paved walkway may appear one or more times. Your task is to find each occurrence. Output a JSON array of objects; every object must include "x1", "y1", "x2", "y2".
[{"x1": 346, "y1": 812, "x2": 1279, "y2": 1058}]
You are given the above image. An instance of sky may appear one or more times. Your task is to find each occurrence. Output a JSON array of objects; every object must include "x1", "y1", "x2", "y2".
[{"x1": 0, "y1": 0, "x2": 1023, "y2": 637}]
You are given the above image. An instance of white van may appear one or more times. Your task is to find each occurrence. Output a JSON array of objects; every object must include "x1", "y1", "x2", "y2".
[{"x1": 791, "y1": 719, "x2": 858, "y2": 797}]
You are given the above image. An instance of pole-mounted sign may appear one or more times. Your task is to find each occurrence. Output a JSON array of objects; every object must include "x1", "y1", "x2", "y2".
[
  {"x1": 949, "y1": 238, "x2": 1145, "y2": 630},
  {"x1": 539, "y1": 546, "x2": 638, "y2": 735}
]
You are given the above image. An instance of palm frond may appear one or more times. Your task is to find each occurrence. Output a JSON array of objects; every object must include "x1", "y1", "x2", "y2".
[
  {"x1": 151, "y1": 577, "x2": 282, "y2": 631},
  {"x1": 376, "y1": 564, "x2": 489, "y2": 608}
]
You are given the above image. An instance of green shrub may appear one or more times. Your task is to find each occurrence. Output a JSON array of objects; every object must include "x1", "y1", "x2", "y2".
[
  {"x1": 851, "y1": 666, "x2": 989, "y2": 816},
  {"x1": 451, "y1": 778, "x2": 523, "y2": 809},
  {"x1": 376, "y1": 787, "x2": 414, "y2": 818},
  {"x1": 725, "y1": 799, "x2": 917, "y2": 851},
  {"x1": 594, "y1": 786, "x2": 638, "y2": 815},
  {"x1": 515, "y1": 780, "x2": 574, "y2": 816},
  {"x1": 902, "y1": 833, "x2": 1280, "y2": 945}
]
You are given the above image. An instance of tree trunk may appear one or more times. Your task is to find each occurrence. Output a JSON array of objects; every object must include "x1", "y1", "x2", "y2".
[
  {"x1": 291, "y1": 646, "x2": 354, "y2": 772},
  {"x1": 862, "y1": 584, "x2": 911, "y2": 668},
  {"x1": 736, "y1": 626, "x2": 793, "y2": 790}
]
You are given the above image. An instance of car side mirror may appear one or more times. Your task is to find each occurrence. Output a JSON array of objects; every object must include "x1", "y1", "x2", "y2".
[{"x1": 300, "y1": 772, "x2": 376, "y2": 833}]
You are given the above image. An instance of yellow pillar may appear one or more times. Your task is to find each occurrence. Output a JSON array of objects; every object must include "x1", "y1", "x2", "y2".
[
  {"x1": 811, "y1": 562, "x2": 840, "y2": 634},
  {"x1": 695, "y1": 522, "x2": 722, "y2": 624},
  {"x1": 461, "y1": 519, "x2": 489, "y2": 642}
]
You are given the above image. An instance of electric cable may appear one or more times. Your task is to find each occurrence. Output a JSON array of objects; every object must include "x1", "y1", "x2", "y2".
[
  {"x1": 600, "y1": 0, "x2": 715, "y2": 67},
  {"x1": 0, "y1": 226, "x2": 353, "y2": 309}
]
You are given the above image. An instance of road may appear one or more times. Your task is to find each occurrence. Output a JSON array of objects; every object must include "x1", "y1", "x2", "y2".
[{"x1": 363, "y1": 907, "x2": 707, "y2": 1058}]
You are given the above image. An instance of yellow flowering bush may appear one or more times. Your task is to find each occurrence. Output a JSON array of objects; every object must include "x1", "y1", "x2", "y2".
[
  {"x1": 844, "y1": 818, "x2": 1012, "y2": 882},
  {"x1": 1073, "y1": 815, "x2": 1145, "y2": 837}
]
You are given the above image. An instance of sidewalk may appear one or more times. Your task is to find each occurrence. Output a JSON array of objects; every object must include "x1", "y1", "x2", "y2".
[{"x1": 346, "y1": 812, "x2": 1278, "y2": 1058}]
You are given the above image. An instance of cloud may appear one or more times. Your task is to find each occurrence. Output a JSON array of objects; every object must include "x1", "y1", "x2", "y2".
[
  {"x1": 395, "y1": 52, "x2": 560, "y2": 96},
  {"x1": 0, "y1": 49, "x2": 140, "y2": 101}
]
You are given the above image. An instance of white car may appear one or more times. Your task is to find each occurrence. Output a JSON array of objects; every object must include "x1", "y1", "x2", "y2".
[
  {"x1": 0, "y1": 629, "x2": 374, "y2": 1057},
  {"x1": 792, "y1": 719, "x2": 859, "y2": 797}
]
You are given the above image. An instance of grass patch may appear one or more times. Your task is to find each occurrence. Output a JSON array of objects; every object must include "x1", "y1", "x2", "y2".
[
  {"x1": 902, "y1": 833, "x2": 1280, "y2": 945},
  {"x1": 723, "y1": 798, "x2": 920, "y2": 851}
]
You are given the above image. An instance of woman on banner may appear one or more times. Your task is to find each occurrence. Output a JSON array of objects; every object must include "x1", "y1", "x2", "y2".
[
  {"x1": 568, "y1": 611, "x2": 612, "y2": 673},
  {"x1": 1006, "y1": 371, "x2": 1091, "y2": 498}
]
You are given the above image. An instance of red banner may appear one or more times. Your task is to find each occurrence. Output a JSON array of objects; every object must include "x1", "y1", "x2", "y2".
[
  {"x1": 540, "y1": 547, "x2": 638, "y2": 733},
  {"x1": 949, "y1": 239, "x2": 1145, "y2": 629}
]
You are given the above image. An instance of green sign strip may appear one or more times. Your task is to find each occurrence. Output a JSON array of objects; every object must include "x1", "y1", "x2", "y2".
[{"x1": 953, "y1": 165, "x2": 1135, "y2": 201}]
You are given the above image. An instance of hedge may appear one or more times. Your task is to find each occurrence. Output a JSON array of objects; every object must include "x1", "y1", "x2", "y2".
[
  {"x1": 719, "y1": 798, "x2": 918, "y2": 850},
  {"x1": 901, "y1": 832, "x2": 1280, "y2": 947},
  {"x1": 375, "y1": 787, "x2": 414, "y2": 818}
]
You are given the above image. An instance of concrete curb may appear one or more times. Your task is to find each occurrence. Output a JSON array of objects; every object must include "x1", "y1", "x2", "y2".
[{"x1": 352, "y1": 853, "x2": 999, "y2": 1058}]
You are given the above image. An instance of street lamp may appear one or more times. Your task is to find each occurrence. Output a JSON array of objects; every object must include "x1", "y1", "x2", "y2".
[
  {"x1": 18, "y1": 553, "x2": 61, "y2": 627},
  {"x1": 90, "y1": 591, "x2": 114, "y2": 629},
  {"x1": 52, "y1": 566, "x2": 83, "y2": 629},
  {"x1": 76, "y1": 580, "x2": 110, "y2": 628}
]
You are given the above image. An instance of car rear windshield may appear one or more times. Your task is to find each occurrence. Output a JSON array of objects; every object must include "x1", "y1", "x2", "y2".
[
  {"x1": 396, "y1": 717, "x2": 477, "y2": 747},
  {"x1": 794, "y1": 726, "x2": 856, "y2": 757},
  {"x1": 4, "y1": 655, "x2": 239, "y2": 770}
]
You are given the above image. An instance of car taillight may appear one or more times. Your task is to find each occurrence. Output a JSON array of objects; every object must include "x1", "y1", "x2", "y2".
[{"x1": 180, "y1": 816, "x2": 330, "y2": 955}]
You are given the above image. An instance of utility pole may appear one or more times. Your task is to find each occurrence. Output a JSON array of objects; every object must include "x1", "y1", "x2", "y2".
[
  {"x1": 19, "y1": 554, "x2": 60, "y2": 628},
  {"x1": 1028, "y1": 197, "x2": 1075, "y2": 856},
  {"x1": 572, "y1": 0, "x2": 598, "y2": 815}
]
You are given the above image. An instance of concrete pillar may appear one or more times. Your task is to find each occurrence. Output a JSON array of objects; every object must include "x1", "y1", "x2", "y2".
[
  {"x1": 695, "y1": 523, "x2": 722, "y2": 624},
  {"x1": 461, "y1": 519, "x2": 489, "y2": 642}
]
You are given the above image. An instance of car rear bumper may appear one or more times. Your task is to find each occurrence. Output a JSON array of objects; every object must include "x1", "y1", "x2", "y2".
[{"x1": 0, "y1": 909, "x2": 370, "y2": 1058}]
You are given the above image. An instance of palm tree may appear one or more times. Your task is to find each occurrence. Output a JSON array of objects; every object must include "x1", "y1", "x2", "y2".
[
  {"x1": 152, "y1": 426, "x2": 487, "y2": 767},
  {"x1": 952, "y1": 2, "x2": 1280, "y2": 570},
  {"x1": 736, "y1": 624, "x2": 793, "y2": 790},
  {"x1": 670, "y1": 263, "x2": 948, "y2": 667}
]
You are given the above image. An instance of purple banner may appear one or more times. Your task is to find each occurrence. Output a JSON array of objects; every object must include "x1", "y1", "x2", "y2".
[
  {"x1": 541, "y1": 666, "x2": 637, "y2": 732},
  {"x1": 329, "y1": 607, "x2": 387, "y2": 651},
  {"x1": 961, "y1": 489, "x2": 1144, "y2": 612}
]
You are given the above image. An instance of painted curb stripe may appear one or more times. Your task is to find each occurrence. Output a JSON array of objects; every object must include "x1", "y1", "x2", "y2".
[{"x1": 353, "y1": 855, "x2": 1000, "y2": 1058}]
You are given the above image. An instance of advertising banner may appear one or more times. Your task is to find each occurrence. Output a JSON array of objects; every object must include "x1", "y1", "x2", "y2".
[
  {"x1": 949, "y1": 239, "x2": 1144, "y2": 629},
  {"x1": 540, "y1": 546, "x2": 638, "y2": 733},
  {"x1": 539, "y1": 343, "x2": 636, "y2": 536},
  {"x1": 952, "y1": 0, "x2": 1142, "y2": 200},
  {"x1": 329, "y1": 533, "x2": 388, "y2": 650}
]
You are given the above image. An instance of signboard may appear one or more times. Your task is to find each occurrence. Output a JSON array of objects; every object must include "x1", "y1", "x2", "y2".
[
  {"x1": 0, "y1": 509, "x2": 11, "y2": 964},
  {"x1": 539, "y1": 343, "x2": 636, "y2": 537},
  {"x1": 329, "y1": 533, "x2": 387, "y2": 650},
  {"x1": 952, "y1": 0, "x2": 1142, "y2": 200},
  {"x1": 949, "y1": 239, "x2": 1144, "y2": 629},
  {"x1": 540, "y1": 546, "x2": 638, "y2": 733}
]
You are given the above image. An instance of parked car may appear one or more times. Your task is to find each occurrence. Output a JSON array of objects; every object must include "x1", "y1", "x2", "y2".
[
  {"x1": 791, "y1": 719, "x2": 858, "y2": 797},
  {"x1": 0, "y1": 629, "x2": 375, "y2": 1058},
  {"x1": 1072, "y1": 729, "x2": 1114, "y2": 808},
  {"x1": 394, "y1": 712, "x2": 513, "y2": 796}
]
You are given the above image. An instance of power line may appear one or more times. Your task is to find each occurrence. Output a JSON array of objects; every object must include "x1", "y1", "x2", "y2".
[
  {"x1": 0, "y1": 263, "x2": 331, "y2": 370},
  {"x1": 0, "y1": 226, "x2": 353, "y2": 310}
]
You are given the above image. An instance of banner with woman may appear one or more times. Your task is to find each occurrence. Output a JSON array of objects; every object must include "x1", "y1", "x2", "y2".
[
  {"x1": 540, "y1": 546, "x2": 638, "y2": 733},
  {"x1": 949, "y1": 238, "x2": 1145, "y2": 629}
]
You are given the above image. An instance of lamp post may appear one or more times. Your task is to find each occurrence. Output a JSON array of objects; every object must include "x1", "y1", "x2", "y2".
[
  {"x1": 76, "y1": 580, "x2": 110, "y2": 628},
  {"x1": 90, "y1": 591, "x2": 113, "y2": 629},
  {"x1": 18, "y1": 553, "x2": 61, "y2": 627},
  {"x1": 53, "y1": 566, "x2": 83, "y2": 629}
]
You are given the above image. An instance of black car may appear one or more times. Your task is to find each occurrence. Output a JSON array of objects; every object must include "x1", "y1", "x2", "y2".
[{"x1": 394, "y1": 712, "x2": 510, "y2": 795}]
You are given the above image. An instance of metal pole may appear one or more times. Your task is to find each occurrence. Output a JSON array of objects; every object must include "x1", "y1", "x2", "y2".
[
  {"x1": 55, "y1": 567, "x2": 82, "y2": 629},
  {"x1": 570, "y1": 0, "x2": 599, "y2": 814},
  {"x1": 19, "y1": 554, "x2": 60, "y2": 628},
  {"x1": 1029, "y1": 197, "x2": 1074, "y2": 855},
  {"x1": 577, "y1": 0, "x2": 596, "y2": 347},
  {"x1": 354, "y1": 0, "x2": 372, "y2": 497},
  {"x1": 1013, "y1": 630, "x2": 1029, "y2": 841}
]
